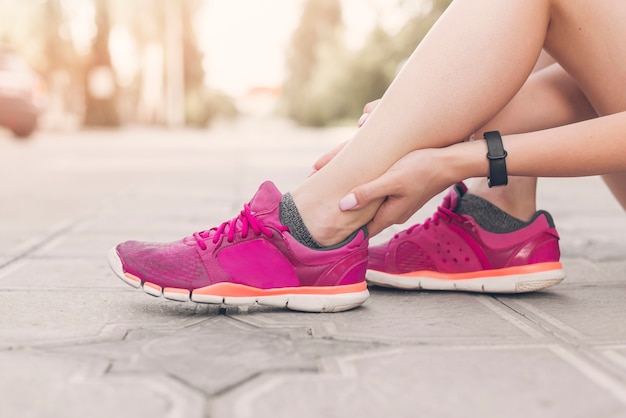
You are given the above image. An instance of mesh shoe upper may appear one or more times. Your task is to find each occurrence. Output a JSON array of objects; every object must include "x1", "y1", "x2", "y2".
[
  {"x1": 368, "y1": 183, "x2": 561, "y2": 275},
  {"x1": 116, "y1": 239, "x2": 210, "y2": 288}
]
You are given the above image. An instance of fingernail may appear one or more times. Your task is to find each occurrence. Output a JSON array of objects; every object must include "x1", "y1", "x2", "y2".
[
  {"x1": 357, "y1": 113, "x2": 369, "y2": 127},
  {"x1": 339, "y1": 193, "x2": 358, "y2": 211}
]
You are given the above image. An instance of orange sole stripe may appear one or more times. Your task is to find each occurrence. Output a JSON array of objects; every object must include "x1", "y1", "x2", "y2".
[
  {"x1": 193, "y1": 281, "x2": 367, "y2": 297},
  {"x1": 143, "y1": 281, "x2": 162, "y2": 291},
  {"x1": 124, "y1": 273, "x2": 141, "y2": 283},
  {"x1": 163, "y1": 287, "x2": 189, "y2": 294},
  {"x1": 390, "y1": 261, "x2": 563, "y2": 280}
]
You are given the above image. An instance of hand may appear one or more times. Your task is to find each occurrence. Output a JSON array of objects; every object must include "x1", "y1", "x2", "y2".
[
  {"x1": 358, "y1": 99, "x2": 381, "y2": 127},
  {"x1": 312, "y1": 99, "x2": 382, "y2": 172},
  {"x1": 339, "y1": 148, "x2": 455, "y2": 236},
  {"x1": 312, "y1": 140, "x2": 347, "y2": 172}
]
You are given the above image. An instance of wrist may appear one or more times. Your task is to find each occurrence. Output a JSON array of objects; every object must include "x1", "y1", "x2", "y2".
[{"x1": 440, "y1": 140, "x2": 489, "y2": 184}]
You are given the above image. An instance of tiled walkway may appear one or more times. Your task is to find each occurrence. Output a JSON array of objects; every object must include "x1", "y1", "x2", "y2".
[{"x1": 1, "y1": 119, "x2": 625, "y2": 418}]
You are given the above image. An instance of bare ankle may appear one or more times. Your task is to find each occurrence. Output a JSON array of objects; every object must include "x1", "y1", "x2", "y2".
[
  {"x1": 304, "y1": 207, "x2": 368, "y2": 246},
  {"x1": 289, "y1": 191, "x2": 369, "y2": 247},
  {"x1": 467, "y1": 178, "x2": 537, "y2": 221}
]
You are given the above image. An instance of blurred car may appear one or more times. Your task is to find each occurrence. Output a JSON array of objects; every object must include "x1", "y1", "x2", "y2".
[{"x1": 0, "y1": 48, "x2": 46, "y2": 138}]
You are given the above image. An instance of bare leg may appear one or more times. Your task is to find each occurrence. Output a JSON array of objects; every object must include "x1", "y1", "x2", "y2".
[
  {"x1": 291, "y1": 0, "x2": 626, "y2": 245},
  {"x1": 292, "y1": 0, "x2": 550, "y2": 245},
  {"x1": 602, "y1": 173, "x2": 626, "y2": 210},
  {"x1": 475, "y1": 0, "x2": 626, "y2": 215},
  {"x1": 468, "y1": 63, "x2": 597, "y2": 220}
]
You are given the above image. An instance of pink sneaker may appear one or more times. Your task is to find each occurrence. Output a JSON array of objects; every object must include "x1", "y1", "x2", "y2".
[
  {"x1": 108, "y1": 181, "x2": 369, "y2": 312},
  {"x1": 367, "y1": 183, "x2": 564, "y2": 293}
]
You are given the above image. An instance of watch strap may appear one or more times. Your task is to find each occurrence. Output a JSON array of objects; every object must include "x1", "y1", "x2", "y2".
[{"x1": 484, "y1": 131, "x2": 508, "y2": 187}]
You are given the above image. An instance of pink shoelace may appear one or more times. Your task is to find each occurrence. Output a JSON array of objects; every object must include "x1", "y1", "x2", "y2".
[
  {"x1": 395, "y1": 201, "x2": 464, "y2": 239},
  {"x1": 193, "y1": 203, "x2": 289, "y2": 250}
]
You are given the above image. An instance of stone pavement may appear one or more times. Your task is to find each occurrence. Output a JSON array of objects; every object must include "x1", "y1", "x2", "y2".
[{"x1": 0, "y1": 118, "x2": 625, "y2": 418}]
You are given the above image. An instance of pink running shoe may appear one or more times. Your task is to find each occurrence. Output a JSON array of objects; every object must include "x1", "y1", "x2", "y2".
[
  {"x1": 367, "y1": 183, "x2": 564, "y2": 293},
  {"x1": 108, "y1": 181, "x2": 369, "y2": 312}
]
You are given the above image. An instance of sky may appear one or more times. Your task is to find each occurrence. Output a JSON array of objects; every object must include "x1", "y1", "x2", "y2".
[{"x1": 197, "y1": 0, "x2": 429, "y2": 96}]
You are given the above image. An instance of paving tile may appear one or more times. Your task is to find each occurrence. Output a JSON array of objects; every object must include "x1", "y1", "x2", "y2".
[
  {"x1": 30, "y1": 231, "x2": 188, "y2": 258},
  {"x1": 52, "y1": 316, "x2": 382, "y2": 397},
  {"x1": 237, "y1": 289, "x2": 545, "y2": 344},
  {"x1": 76, "y1": 213, "x2": 234, "y2": 243},
  {"x1": 0, "y1": 288, "x2": 218, "y2": 347},
  {"x1": 535, "y1": 177, "x2": 626, "y2": 261},
  {"x1": 592, "y1": 260, "x2": 626, "y2": 280},
  {"x1": 0, "y1": 258, "x2": 117, "y2": 289},
  {"x1": 211, "y1": 346, "x2": 626, "y2": 418},
  {"x1": 0, "y1": 229, "x2": 38, "y2": 257},
  {"x1": 559, "y1": 230, "x2": 626, "y2": 262},
  {"x1": 559, "y1": 257, "x2": 617, "y2": 284},
  {"x1": 86, "y1": 202, "x2": 235, "y2": 234},
  {"x1": 0, "y1": 351, "x2": 203, "y2": 418},
  {"x1": 603, "y1": 347, "x2": 626, "y2": 375},
  {"x1": 498, "y1": 281, "x2": 626, "y2": 342}
]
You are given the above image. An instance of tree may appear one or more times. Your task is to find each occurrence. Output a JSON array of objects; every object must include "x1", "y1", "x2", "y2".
[
  {"x1": 280, "y1": 0, "x2": 344, "y2": 125},
  {"x1": 107, "y1": 0, "x2": 235, "y2": 127},
  {"x1": 83, "y1": 0, "x2": 120, "y2": 126},
  {"x1": 281, "y1": 0, "x2": 453, "y2": 127}
]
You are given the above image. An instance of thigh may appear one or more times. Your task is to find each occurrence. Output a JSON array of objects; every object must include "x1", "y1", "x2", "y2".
[
  {"x1": 546, "y1": 1, "x2": 626, "y2": 207},
  {"x1": 546, "y1": 0, "x2": 626, "y2": 115},
  {"x1": 478, "y1": 62, "x2": 596, "y2": 135}
]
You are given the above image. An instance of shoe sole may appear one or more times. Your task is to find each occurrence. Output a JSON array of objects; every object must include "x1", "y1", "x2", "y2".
[
  {"x1": 108, "y1": 247, "x2": 369, "y2": 313},
  {"x1": 366, "y1": 262, "x2": 564, "y2": 293}
]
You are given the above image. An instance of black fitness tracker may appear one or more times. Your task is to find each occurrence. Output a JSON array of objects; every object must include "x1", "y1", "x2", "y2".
[{"x1": 484, "y1": 131, "x2": 508, "y2": 187}]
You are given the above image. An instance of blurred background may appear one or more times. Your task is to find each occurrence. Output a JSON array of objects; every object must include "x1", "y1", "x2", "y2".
[{"x1": 0, "y1": 0, "x2": 451, "y2": 137}]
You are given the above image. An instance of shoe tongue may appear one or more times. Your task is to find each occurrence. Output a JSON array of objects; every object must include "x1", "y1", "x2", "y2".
[
  {"x1": 248, "y1": 181, "x2": 282, "y2": 212},
  {"x1": 445, "y1": 182, "x2": 467, "y2": 211}
]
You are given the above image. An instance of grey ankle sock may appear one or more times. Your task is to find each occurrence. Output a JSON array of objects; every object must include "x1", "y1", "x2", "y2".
[
  {"x1": 455, "y1": 193, "x2": 528, "y2": 233},
  {"x1": 279, "y1": 193, "x2": 324, "y2": 249}
]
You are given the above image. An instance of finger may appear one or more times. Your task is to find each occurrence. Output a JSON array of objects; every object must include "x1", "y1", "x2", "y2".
[
  {"x1": 358, "y1": 99, "x2": 382, "y2": 127},
  {"x1": 362, "y1": 99, "x2": 381, "y2": 114},
  {"x1": 366, "y1": 200, "x2": 404, "y2": 236},
  {"x1": 366, "y1": 214, "x2": 388, "y2": 237},
  {"x1": 366, "y1": 208, "x2": 388, "y2": 236},
  {"x1": 339, "y1": 174, "x2": 397, "y2": 211},
  {"x1": 357, "y1": 113, "x2": 369, "y2": 127},
  {"x1": 313, "y1": 141, "x2": 347, "y2": 171}
]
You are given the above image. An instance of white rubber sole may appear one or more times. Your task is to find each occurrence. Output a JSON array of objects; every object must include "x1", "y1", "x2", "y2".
[
  {"x1": 366, "y1": 263, "x2": 565, "y2": 294},
  {"x1": 107, "y1": 247, "x2": 369, "y2": 313}
]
